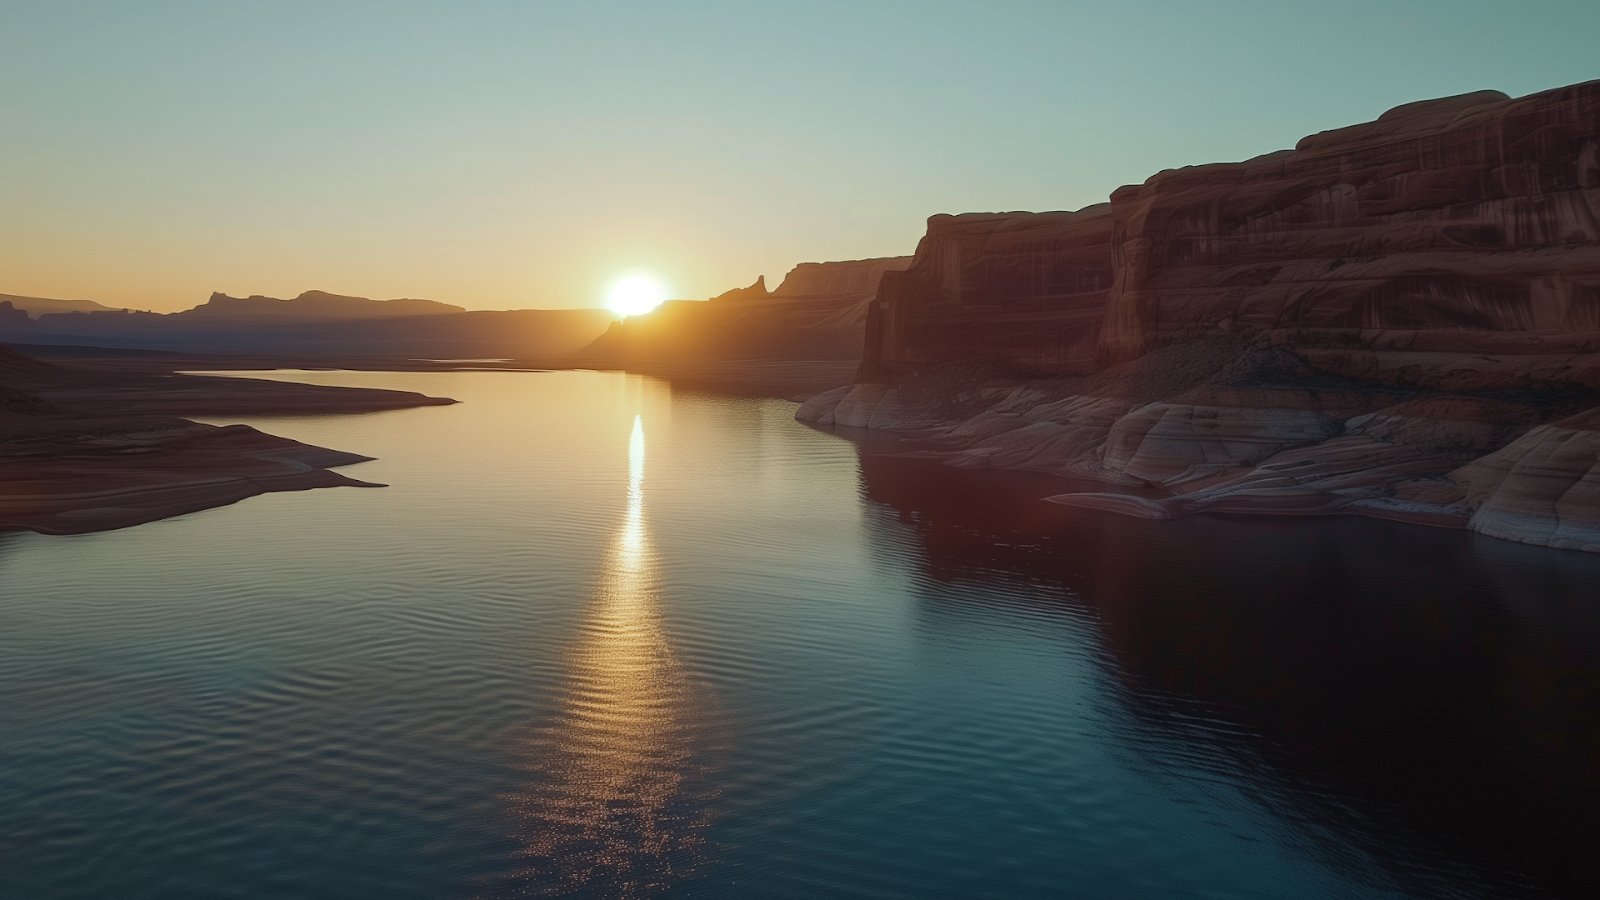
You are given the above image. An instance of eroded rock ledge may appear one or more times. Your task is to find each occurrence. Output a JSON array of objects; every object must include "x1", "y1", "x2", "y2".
[{"x1": 801, "y1": 80, "x2": 1600, "y2": 553}]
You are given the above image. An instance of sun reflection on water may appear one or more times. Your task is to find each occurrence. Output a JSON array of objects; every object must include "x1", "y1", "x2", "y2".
[{"x1": 499, "y1": 415, "x2": 706, "y2": 898}]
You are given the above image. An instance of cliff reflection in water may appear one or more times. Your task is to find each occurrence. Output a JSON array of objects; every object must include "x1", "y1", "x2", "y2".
[
  {"x1": 856, "y1": 451, "x2": 1600, "y2": 900},
  {"x1": 503, "y1": 415, "x2": 705, "y2": 897}
]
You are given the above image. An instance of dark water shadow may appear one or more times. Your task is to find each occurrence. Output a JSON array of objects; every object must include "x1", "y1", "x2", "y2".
[{"x1": 854, "y1": 450, "x2": 1600, "y2": 899}]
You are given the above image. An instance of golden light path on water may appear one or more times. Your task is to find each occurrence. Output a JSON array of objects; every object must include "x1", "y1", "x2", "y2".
[{"x1": 501, "y1": 415, "x2": 705, "y2": 898}]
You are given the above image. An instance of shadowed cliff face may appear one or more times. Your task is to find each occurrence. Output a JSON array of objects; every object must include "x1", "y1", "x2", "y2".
[
  {"x1": 868, "y1": 209, "x2": 1116, "y2": 370},
  {"x1": 855, "y1": 452, "x2": 1600, "y2": 900},
  {"x1": 866, "y1": 82, "x2": 1600, "y2": 375},
  {"x1": 806, "y1": 80, "x2": 1600, "y2": 552}
]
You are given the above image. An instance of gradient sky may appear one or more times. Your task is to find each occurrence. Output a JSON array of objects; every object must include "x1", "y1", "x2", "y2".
[{"x1": 3, "y1": 1, "x2": 1597, "y2": 312}]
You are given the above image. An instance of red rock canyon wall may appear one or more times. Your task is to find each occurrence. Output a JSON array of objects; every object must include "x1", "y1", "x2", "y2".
[{"x1": 812, "y1": 80, "x2": 1600, "y2": 553}]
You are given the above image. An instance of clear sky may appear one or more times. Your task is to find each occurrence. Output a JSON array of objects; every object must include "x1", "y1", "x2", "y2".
[{"x1": 2, "y1": 1, "x2": 1597, "y2": 312}]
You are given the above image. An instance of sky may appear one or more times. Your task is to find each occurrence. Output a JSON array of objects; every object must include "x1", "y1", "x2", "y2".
[{"x1": 2, "y1": 1, "x2": 1597, "y2": 313}]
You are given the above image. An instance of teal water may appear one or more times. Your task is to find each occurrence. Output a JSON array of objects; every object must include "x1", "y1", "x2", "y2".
[{"x1": 0, "y1": 370, "x2": 1594, "y2": 899}]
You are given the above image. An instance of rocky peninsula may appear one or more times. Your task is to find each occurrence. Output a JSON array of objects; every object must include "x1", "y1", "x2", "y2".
[
  {"x1": 799, "y1": 80, "x2": 1600, "y2": 552},
  {"x1": 0, "y1": 344, "x2": 453, "y2": 535}
]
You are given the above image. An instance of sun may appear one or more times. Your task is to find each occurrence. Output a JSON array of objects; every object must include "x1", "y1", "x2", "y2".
[{"x1": 607, "y1": 276, "x2": 668, "y2": 316}]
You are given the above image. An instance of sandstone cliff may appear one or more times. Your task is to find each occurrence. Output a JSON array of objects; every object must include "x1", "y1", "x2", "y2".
[
  {"x1": 575, "y1": 257, "x2": 911, "y2": 394},
  {"x1": 801, "y1": 79, "x2": 1600, "y2": 553},
  {"x1": 772, "y1": 257, "x2": 914, "y2": 299}
]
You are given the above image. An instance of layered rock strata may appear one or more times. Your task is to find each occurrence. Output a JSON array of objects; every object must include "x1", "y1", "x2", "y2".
[{"x1": 802, "y1": 80, "x2": 1600, "y2": 552}]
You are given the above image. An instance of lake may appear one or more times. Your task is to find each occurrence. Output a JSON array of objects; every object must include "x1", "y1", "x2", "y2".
[{"x1": 1, "y1": 370, "x2": 1594, "y2": 899}]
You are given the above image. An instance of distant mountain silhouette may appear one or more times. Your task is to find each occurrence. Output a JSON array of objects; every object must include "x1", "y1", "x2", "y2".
[
  {"x1": 0, "y1": 293, "x2": 118, "y2": 316},
  {"x1": 0, "y1": 289, "x2": 614, "y2": 360},
  {"x1": 180, "y1": 290, "x2": 464, "y2": 319}
]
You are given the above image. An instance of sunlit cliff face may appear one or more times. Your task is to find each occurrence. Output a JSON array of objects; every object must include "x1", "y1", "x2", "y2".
[{"x1": 503, "y1": 414, "x2": 705, "y2": 896}]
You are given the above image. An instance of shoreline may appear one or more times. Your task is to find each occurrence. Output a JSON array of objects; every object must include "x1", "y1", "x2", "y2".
[
  {"x1": 1, "y1": 344, "x2": 454, "y2": 536},
  {"x1": 797, "y1": 378, "x2": 1600, "y2": 554},
  {"x1": 0, "y1": 424, "x2": 384, "y2": 536}
]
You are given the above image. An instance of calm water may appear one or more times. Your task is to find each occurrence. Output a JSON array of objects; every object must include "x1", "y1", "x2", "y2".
[{"x1": 1, "y1": 370, "x2": 1595, "y2": 899}]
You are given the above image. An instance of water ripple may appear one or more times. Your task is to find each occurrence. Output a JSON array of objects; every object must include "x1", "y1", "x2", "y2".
[{"x1": 0, "y1": 371, "x2": 1593, "y2": 899}]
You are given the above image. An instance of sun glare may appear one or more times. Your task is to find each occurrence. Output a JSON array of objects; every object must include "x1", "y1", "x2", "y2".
[{"x1": 608, "y1": 276, "x2": 668, "y2": 317}]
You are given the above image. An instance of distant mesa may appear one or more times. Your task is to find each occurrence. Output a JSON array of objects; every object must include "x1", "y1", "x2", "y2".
[
  {"x1": 799, "y1": 78, "x2": 1600, "y2": 554},
  {"x1": 0, "y1": 302, "x2": 37, "y2": 333},
  {"x1": 0, "y1": 293, "x2": 119, "y2": 317},
  {"x1": 185, "y1": 290, "x2": 466, "y2": 320}
]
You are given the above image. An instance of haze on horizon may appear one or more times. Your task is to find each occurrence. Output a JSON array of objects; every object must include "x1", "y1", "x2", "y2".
[{"x1": 2, "y1": 0, "x2": 1597, "y2": 314}]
